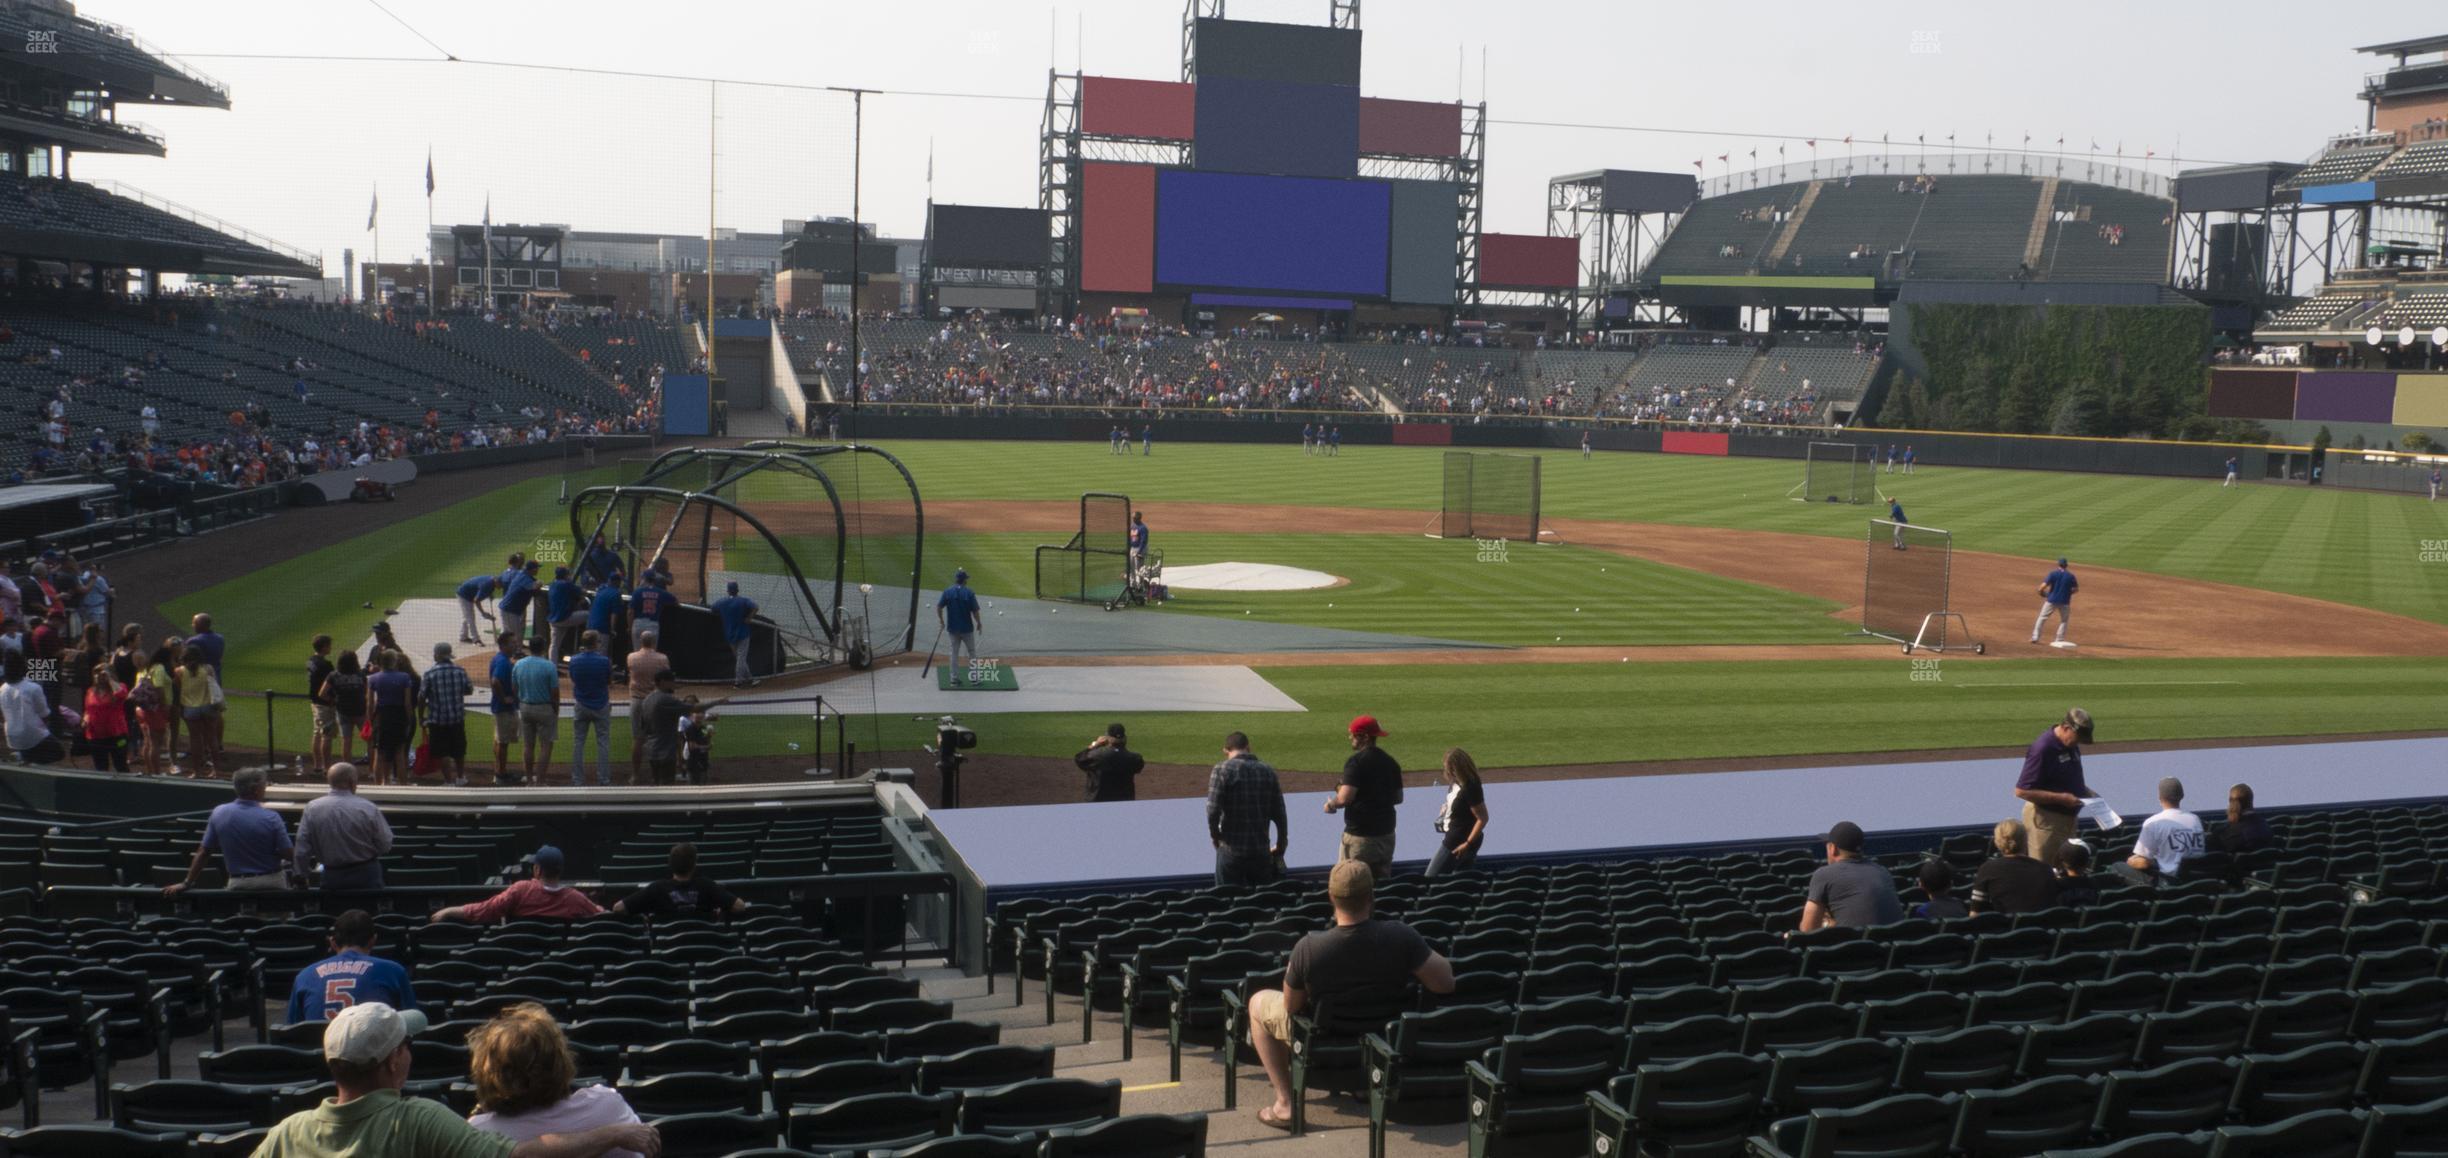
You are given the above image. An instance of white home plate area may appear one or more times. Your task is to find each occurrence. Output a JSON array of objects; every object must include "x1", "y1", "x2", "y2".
[
  {"x1": 1162, "y1": 561, "x2": 1343, "y2": 591},
  {"x1": 363, "y1": 599, "x2": 1304, "y2": 717}
]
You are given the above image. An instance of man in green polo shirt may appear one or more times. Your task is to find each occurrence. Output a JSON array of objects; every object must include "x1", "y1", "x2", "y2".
[{"x1": 254, "y1": 1002, "x2": 658, "y2": 1158}]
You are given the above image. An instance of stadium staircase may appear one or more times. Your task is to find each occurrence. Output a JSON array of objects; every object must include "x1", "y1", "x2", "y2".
[
  {"x1": 1764, "y1": 181, "x2": 1822, "y2": 266},
  {"x1": 2023, "y1": 178, "x2": 2059, "y2": 268}
]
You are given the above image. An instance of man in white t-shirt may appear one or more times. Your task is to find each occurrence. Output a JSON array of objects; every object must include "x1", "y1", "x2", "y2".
[{"x1": 2125, "y1": 776, "x2": 2205, "y2": 881}]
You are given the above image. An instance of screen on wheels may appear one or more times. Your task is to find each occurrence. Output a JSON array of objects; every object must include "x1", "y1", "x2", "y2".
[{"x1": 1155, "y1": 169, "x2": 1388, "y2": 296}]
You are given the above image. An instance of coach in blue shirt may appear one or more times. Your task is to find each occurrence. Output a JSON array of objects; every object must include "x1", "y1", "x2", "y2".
[
  {"x1": 2033, "y1": 557, "x2": 2077, "y2": 645},
  {"x1": 546, "y1": 566, "x2": 585, "y2": 661},
  {"x1": 567, "y1": 630, "x2": 615, "y2": 787},
  {"x1": 588, "y1": 572, "x2": 626, "y2": 649},
  {"x1": 1887, "y1": 499, "x2": 1907, "y2": 549},
  {"x1": 711, "y1": 581, "x2": 760, "y2": 688},
  {"x1": 499, "y1": 560, "x2": 541, "y2": 649},
  {"x1": 165, "y1": 770, "x2": 291, "y2": 893},
  {"x1": 287, "y1": 909, "x2": 415, "y2": 1024},
  {"x1": 455, "y1": 573, "x2": 500, "y2": 645},
  {"x1": 937, "y1": 569, "x2": 983, "y2": 681}
]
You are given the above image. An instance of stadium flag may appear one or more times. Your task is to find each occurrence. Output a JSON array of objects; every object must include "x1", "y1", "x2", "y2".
[
  {"x1": 367, "y1": 186, "x2": 378, "y2": 232},
  {"x1": 1806, "y1": 139, "x2": 1816, "y2": 149},
  {"x1": 1692, "y1": 159, "x2": 1702, "y2": 170},
  {"x1": 424, "y1": 149, "x2": 434, "y2": 197}
]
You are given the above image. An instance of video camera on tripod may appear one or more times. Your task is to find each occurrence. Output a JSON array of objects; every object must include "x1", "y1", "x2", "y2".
[{"x1": 918, "y1": 714, "x2": 978, "y2": 807}]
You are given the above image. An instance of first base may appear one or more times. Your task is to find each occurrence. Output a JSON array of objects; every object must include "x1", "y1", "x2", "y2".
[{"x1": 2051, "y1": 641, "x2": 2079, "y2": 649}]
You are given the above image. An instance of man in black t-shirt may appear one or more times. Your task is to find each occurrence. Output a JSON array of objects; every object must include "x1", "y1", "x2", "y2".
[
  {"x1": 306, "y1": 634, "x2": 337, "y2": 775},
  {"x1": 612, "y1": 842, "x2": 745, "y2": 918},
  {"x1": 1244, "y1": 862, "x2": 1453, "y2": 1131},
  {"x1": 1325, "y1": 715, "x2": 1402, "y2": 883},
  {"x1": 637, "y1": 669, "x2": 686, "y2": 786}
]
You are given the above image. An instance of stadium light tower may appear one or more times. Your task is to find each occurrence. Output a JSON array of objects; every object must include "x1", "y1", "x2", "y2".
[{"x1": 828, "y1": 86, "x2": 876, "y2": 409}]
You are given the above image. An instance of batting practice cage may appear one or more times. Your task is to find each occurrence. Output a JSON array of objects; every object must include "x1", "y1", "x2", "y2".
[
  {"x1": 1793, "y1": 441, "x2": 1876, "y2": 504},
  {"x1": 1862, "y1": 519, "x2": 1984, "y2": 654},
  {"x1": 1035, "y1": 492, "x2": 1160, "y2": 608},
  {"x1": 1435, "y1": 451, "x2": 1547, "y2": 542},
  {"x1": 569, "y1": 441, "x2": 923, "y2": 681}
]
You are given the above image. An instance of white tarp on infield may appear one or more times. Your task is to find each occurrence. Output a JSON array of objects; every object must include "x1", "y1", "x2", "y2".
[
  {"x1": 799, "y1": 664, "x2": 1305, "y2": 716},
  {"x1": 1162, "y1": 561, "x2": 1342, "y2": 591}
]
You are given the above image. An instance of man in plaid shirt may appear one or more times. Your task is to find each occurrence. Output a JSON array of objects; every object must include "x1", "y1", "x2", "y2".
[
  {"x1": 420, "y1": 642, "x2": 474, "y2": 787},
  {"x1": 1207, "y1": 731, "x2": 1287, "y2": 887}
]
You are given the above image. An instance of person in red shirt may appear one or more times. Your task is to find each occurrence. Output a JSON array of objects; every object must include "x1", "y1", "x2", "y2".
[
  {"x1": 83, "y1": 663, "x2": 131, "y2": 772},
  {"x1": 428, "y1": 845, "x2": 604, "y2": 924}
]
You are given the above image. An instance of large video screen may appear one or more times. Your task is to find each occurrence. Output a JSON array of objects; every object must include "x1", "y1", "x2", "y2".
[
  {"x1": 927, "y1": 204, "x2": 1049, "y2": 269},
  {"x1": 1386, "y1": 180, "x2": 1457, "y2": 305},
  {"x1": 1156, "y1": 170, "x2": 1388, "y2": 296},
  {"x1": 1193, "y1": 74, "x2": 1358, "y2": 179},
  {"x1": 1194, "y1": 18, "x2": 1361, "y2": 86}
]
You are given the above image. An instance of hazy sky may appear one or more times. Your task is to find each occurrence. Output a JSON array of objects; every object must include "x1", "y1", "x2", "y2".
[{"x1": 61, "y1": 0, "x2": 2437, "y2": 276}]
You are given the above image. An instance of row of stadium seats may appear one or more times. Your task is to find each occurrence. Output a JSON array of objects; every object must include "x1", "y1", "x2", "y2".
[{"x1": 0, "y1": 177, "x2": 292, "y2": 271}]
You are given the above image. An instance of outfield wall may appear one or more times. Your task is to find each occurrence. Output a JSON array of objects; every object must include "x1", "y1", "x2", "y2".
[{"x1": 838, "y1": 412, "x2": 2276, "y2": 481}]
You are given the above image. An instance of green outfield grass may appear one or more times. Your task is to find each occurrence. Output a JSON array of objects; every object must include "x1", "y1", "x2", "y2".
[
  {"x1": 148, "y1": 443, "x2": 2448, "y2": 769},
  {"x1": 854, "y1": 440, "x2": 2448, "y2": 626},
  {"x1": 835, "y1": 655, "x2": 2448, "y2": 776},
  {"x1": 726, "y1": 530, "x2": 1854, "y2": 647}
]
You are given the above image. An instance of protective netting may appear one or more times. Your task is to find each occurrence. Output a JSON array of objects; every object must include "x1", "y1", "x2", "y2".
[
  {"x1": 1441, "y1": 451, "x2": 1541, "y2": 542},
  {"x1": 1035, "y1": 492, "x2": 1133, "y2": 604},
  {"x1": 1864, "y1": 520, "x2": 1957, "y2": 646},
  {"x1": 1804, "y1": 442, "x2": 1874, "y2": 504},
  {"x1": 569, "y1": 442, "x2": 921, "y2": 671}
]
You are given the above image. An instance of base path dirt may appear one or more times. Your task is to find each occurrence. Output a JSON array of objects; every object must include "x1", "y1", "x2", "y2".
[{"x1": 877, "y1": 500, "x2": 2448, "y2": 662}]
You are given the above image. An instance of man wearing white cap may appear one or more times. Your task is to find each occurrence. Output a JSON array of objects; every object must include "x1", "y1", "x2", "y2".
[{"x1": 253, "y1": 1002, "x2": 659, "y2": 1158}]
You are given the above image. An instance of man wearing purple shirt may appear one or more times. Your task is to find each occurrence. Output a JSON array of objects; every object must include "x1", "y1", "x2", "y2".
[{"x1": 2013, "y1": 708, "x2": 2094, "y2": 866}]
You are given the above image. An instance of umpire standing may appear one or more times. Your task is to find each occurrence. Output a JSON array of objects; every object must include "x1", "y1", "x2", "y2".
[{"x1": 2012, "y1": 708, "x2": 2095, "y2": 866}]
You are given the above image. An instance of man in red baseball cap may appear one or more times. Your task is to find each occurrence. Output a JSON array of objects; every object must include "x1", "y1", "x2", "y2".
[{"x1": 1325, "y1": 715, "x2": 1403, "y2": 883}]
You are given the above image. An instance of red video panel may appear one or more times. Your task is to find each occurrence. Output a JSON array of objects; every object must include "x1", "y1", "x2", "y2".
[
  {"x1": 1359, "y1": 97, "x2": 1462, "y2": 157},
  {"x1": 1478, "y1": 233, "x2": 1578, "y2": 289},
  {"x1": 1661, "y1": 431, "x2": 1730, "y2": 456},
  {"x1": 1081, "y1": 163, "x2": 1156, "y2": 294},
  {"x1": 1080, "y1": 76, "x2": 1194, "y2": 141}
]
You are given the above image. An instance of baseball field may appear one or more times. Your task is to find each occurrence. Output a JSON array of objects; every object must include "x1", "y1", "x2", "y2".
[{"x1": 154, "y1": 438, "x2": 2448, "y2": 783}]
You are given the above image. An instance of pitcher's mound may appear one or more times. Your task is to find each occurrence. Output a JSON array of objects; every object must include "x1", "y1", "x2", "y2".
[{"x1": 1164, "y1": 562, "x2": 1345, "y2": 591}]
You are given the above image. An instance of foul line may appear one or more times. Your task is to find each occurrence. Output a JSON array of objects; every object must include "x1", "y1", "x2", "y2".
[{"x1": 1949, "y1": 680, "x2": 2245, "y2": 689}]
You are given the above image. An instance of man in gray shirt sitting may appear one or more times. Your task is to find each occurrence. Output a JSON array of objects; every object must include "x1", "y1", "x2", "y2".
[{"x1": 1797, "y1": 820, "x2": 1903, "y2": 931}]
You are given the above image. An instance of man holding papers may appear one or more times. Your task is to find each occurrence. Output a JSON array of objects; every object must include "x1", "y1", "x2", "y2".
[{"x1": 2011, "y1": 707, "x2": 2095, "y2": 866}]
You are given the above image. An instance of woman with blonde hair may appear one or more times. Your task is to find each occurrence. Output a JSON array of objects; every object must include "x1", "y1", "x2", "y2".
[
  {"x1": 1424, "y1": 748, "x2": 1489, "y2": 878},
  {"x1": 1967, "y1": 818, "x2": 2058, "y2": 915},
  {"x1": 466, "y1": 1003, "x2": 647, "y2": 1158}
]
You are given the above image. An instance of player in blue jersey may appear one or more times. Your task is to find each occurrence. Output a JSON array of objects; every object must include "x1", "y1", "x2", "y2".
[
  {"x1": 1888, "y1": 498, "x2": 1908, "y2": 549},
  {"x1": 2033, "y1": 557, "x2": 2078, "y2": 645}
]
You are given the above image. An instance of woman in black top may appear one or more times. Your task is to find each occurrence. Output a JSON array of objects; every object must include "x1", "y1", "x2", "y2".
[
  {"x1": 327, "y1": 649, "x2": 367, "y2": 764},
  {"x1": 1425, "y1": 748, "x2": 1488, "y2": 878}
]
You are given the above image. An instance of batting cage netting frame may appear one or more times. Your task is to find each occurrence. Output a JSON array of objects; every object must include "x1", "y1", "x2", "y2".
[
  {"x1": 568, "y1": 441, "x2": 923, "y2": 677},
  {"x1": 1794, "y1": 440, "x2": 1876, "y2": 504},
  {"x1": 1035, "y1": 492, "x2": 1143, "y2": 606},
  {"x1": 1434, "y1": 451, "x2": 1546, "y2": 543},
  {"x1": 1862, "y1": 518, "x2": 1984, "y2": 654}
]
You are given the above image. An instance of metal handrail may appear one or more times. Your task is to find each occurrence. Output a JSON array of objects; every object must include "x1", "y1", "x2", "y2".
[{"x1": 77, "y1": 179, "x2": 321, "y2": 269}]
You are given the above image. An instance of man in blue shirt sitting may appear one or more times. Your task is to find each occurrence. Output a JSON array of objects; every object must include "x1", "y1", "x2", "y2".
[
  {"x1": 710, "y1": 581, "x2": 760, "y2": 688},
  {"x1": 454, "y1": 573, "x2": 500, "y2": 645},
  {"x1": 566, "y1": 630, "x2": 615, "y2": 787},
  {"x1": 288, "y1": 909, "x2": 415, "y2": 1024},
  {"x1": 545, "y1": 566, "x2": 585, "y2": 662},
  {"x1": 164, "y1": 769, "x2": 292, "y2": 892}
]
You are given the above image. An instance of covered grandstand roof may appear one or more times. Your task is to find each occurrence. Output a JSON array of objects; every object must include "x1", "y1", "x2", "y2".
[
  {"x1": 2354, "y1": 33, "x2": 2448, "y2": 58},
  {"x1": 0, "y1": 0, "x2": 229, "y2": 108}
]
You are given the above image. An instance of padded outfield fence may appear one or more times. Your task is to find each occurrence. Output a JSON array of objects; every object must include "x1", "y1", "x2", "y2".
[
  {"x1": 1437, "y1": 450, "x2": 1543, "y2": 542},
  {"x1": 1034, "y1": 492, "x2": 1135, "y2": 605},
  {"x1": 1863, "y1": 518, "x2": 1983, "y2": 653}
]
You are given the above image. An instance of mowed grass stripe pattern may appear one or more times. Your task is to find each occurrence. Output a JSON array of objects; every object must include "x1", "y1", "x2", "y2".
[
  {"x1": 855, "y1": 440, "x2": 2448, "y2": 624},
  {"x1": 832, "y1": 656, "x2": 2448, "y2": 775},
  {"x1": 739, "y1": 530, "x2": 1854, "y2": 647}
]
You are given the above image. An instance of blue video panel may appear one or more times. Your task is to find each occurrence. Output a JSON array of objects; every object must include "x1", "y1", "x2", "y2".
[
  {"x1": 1193, "y1": 74, "x2": 1359, "y2": 179},
  {"x1": 1155, "y1": 170, "x2": 1388, "y2": 297}
]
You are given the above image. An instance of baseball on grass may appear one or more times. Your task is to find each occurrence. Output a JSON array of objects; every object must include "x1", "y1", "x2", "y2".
[{"x1": 858, "y1": 583, "x2": 873, "y2": 594}]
